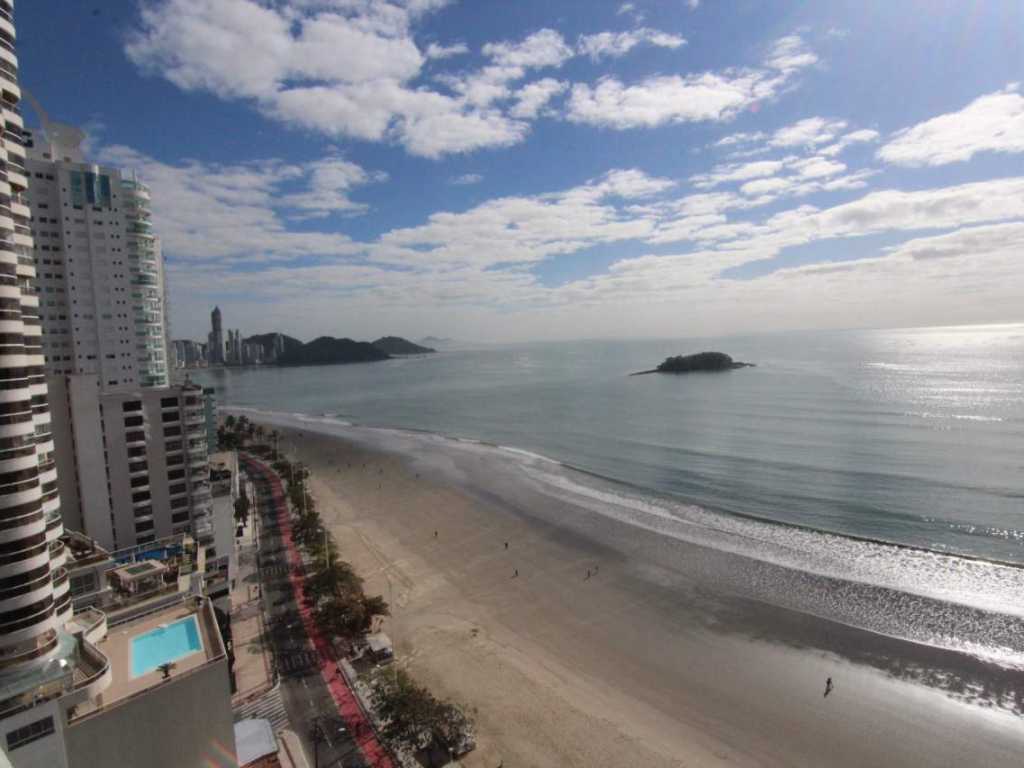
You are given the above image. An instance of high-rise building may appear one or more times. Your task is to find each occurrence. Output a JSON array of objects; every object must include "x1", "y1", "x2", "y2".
[
  {"x1": 18, "y1": 113, "x2": 221, "y2": 560},
  {"x1": 0, "y1": 7, "x2": 235, "y2": 766},
  {"x1": 207, "y1": 306, "x2": 224, "y2": 366},
  {"x1": 21, "y1": 125, "x2": 168, "y2": 390},
  {"x1": 0, "y1": 0, "x2": 69, "y2": 680},
  {"x1": 47, "y1": 378, "x2": 217, "y2": 552}
]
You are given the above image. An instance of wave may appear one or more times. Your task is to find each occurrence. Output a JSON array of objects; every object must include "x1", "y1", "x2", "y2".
[{"x1": 227, "y1": 404, "x2": 1024, "y2": 668}]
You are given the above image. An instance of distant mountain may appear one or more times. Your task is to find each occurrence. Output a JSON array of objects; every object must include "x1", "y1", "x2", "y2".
[
  {"x1": 245, "y1": 332, "x2": 303, "y2": 360},
  {"x1": 372, "y1": 336, "x2": 435, "y2": 355},
  {"x1": 419, "y1": 336, "x2": 453, "y2": 347},
  {"x1": 277, "y1": 337, "x2": 389, "y2": 367}
]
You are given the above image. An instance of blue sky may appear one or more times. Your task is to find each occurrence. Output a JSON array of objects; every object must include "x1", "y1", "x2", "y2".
[{"x1": 16, "y1": 0, "x2": 1024, "y2": 342}]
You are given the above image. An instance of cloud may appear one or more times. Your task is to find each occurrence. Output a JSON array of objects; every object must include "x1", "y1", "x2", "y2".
[
  {"x1": 509, "y1": 78, "x2": 567, "y2": 118},
  {"x1": 450, "y1": 173, "x2": 483, "y2": 185},
  {"x1": 577, "y1": 28, "x2": 686, "y2": 60},
  {"x1": 426, "y1": 41, "x2": 469, "y2": 59},
  {"x1": 128, "y1": 5, "x2": 820, "y2": 156},
  {"x1": 692, "y1": 160, "x2": 787, "y2": 189},
  {"x1": 764, "y1": 35, "x2": 819, "y2": 73},
  {"x1": 714, "y1": 131, "x2": 768, "y2": 147},
  {"x1": 566, "y1": 35, "x2": 816, "y2": 130},
  {"x1": 126, "y1": 1, "x2": 560, "y2": 157},
  {"x1": 770, "y1": 117, "x2": 847, "y2": 147},
  {"x1": 818, "y1": 128, "x2": 880, "y2": 156},
  {"x1": 278, "y1": 158, "x2": 389, "y2": 218},
  {"x1": 883, "y1": 222, "x2": 1024, "y2": 261},
  {"x1": 96, "y1": 145, "x2": 378, "y2": 260},
  {"x1": 877, "y1": 84, "x2": 1024, "y2": 166},
  {"x1": 482, "y1": 28, "x2": 574, "y2": 70}
]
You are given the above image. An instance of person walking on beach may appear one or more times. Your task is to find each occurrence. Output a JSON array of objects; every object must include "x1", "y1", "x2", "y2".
[
  {"x1": 504, "y1": 541, "x2": 508, "y2": 550},
  {"x1": 824, "y1": 677, "x2": 833, "y2": 698},
  {"x1": 513, "y1": 568, "x2": 518, "y2": 578},
  {"x1": 434, "y1": 530, "x2": 438, "y2": 538},
  {"x1": 585, "y1": 569, "x2": 591, "y2": 580}
]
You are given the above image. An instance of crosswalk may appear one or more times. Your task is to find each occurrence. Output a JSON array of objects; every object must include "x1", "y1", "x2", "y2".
[
  {"x1": 234, "y1": 684, "x2": 290, "y2": 733},
  {"x1": 277, "y1": 649, "x2": 321, "y2": 676}
]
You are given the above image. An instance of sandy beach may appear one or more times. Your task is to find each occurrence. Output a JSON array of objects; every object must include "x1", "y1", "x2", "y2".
[{"x1": 263, "y1": 420, "x2": 1024, "y2": 767}]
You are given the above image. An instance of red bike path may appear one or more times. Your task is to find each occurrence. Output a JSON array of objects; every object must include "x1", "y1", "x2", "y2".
[{"x1": 247, "y1": 457, "x2": 395, "y2": 768}]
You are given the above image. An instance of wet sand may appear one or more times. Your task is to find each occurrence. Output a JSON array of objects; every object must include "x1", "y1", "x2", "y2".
[{"x1": 265, "y1": 422, "x2": 1024, "y2": 767}]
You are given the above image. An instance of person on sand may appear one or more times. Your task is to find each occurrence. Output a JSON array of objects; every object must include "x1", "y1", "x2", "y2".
[
  {"x1": 824, "y1": 677, "x2": 833, "y2": 698},
  {"x1": 434, "y1": 530, "x2": 438, "y2": 538},
  {"x1": 513, "y1": 568, "x2": 518, "y2": 578},
  {"x1": 586, "y1": 569, "x2": 591, "y2": 580},
  {"x1": 504, "y1": 541, "x2": 508, "y2": 550}
]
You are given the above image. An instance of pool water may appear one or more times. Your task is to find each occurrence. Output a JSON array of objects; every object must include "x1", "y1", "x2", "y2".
[{"x1": 131, "y1": 616, "x2": 203, "y2": 677}]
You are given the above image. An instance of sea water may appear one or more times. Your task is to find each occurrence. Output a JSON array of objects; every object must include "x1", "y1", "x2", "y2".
[{"x1": 194, "y1": 324, "x2": 1024, "y2": 565}]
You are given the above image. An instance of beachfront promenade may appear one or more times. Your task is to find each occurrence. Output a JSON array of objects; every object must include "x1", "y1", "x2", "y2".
[{"x1": 243, "y1": 455, "x2": 395, "y2": 768}]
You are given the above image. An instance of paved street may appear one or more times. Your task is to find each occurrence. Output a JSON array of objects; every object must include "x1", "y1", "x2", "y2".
[{"x1": 246, "y1": 461, "x2": 373, "y2": 768}]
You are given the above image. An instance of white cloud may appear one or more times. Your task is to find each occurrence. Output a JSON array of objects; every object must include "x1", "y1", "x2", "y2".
[
  {"x1": 819, "y1": 128, "x2": 880, "y2": 156},
  {"x1": 789, "y1": 156, "x2": 846, "y2": 179},
  {"x1": 577, "y1": 28, "x2": 686, "y2": 61},
  {"x1": 764, "y1": 35, "x2": 819, "y2": 73},
  {"x1": 770, "y1": 117, "x2": 847, "y2": 147},
  {"x1": 509, "y1": 78, "x2": 567, "y2": 118},
  {"x1": 450, "y1": 173, "x2": 483, "y2": 185},
  {"x1": 877, "y1": 84, "x2": 1024, "y2": 166},
  {"x1": 567, "y1": 35, "x2": 815, "y2": 130},
  {"x1": 715, "y1": 131, "x2": 768, "y2": 147},
  {"x1": 126, "y1": 2, "x2": 563, "y2": 157},
  {"x1": 884, "y1": 222, "x2": 1024, "y2": 261},
  {"x1": 617, "y1": 2, "x2": 636, "y2": 14},
  {"x1": 482, "y1": 28, "x2": 574, "y2": 70},
  {"x1": 687, "y1": 0, "x2": 701, "y2": 9},
  {"x1": 692, "y1": 160, "x2": 787, "y2": 189},
  {"x1": 97, "y1": 145, "x2": 377, "y2": 261},
  {"x1": 426, "y1": 41, "x2": 469, "y2": 59},
  {"x1": 278, "y1": 158, "x2": 388, "y2": 218}
]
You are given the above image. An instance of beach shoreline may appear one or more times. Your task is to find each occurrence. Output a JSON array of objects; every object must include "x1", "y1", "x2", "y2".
[{"x1": 255, "y1": 418, "x2": 1024, "y2": 767}]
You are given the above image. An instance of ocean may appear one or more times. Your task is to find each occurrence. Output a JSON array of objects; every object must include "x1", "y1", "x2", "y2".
[
  {"x1": 194, "y1": 324, "x2": 1024, "y2": 563},
  {"x1": 194, "y1": 323, "x2": 1024, "y2": 668}
]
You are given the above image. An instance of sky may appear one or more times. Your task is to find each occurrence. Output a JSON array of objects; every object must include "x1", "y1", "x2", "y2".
[{"x1": 16, "y1": 0, "x2": 1024, "y2": 343}]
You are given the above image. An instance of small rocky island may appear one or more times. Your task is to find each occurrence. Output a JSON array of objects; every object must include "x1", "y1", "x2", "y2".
[{"x1": 631, "y1": 351, "x2": 754, "y2": 376}]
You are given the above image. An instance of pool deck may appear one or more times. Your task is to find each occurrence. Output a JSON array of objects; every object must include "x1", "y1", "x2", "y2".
[{"x1": 72, "y1": 598, "x2": 225, "y2": 718}]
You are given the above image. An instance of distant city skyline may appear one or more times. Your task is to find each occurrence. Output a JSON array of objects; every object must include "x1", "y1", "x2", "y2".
[{"x1": 15, "y1": 0, "x2": 1024, "y2": 342}]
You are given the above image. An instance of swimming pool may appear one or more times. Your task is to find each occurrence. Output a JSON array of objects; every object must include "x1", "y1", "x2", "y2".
[{"x1": 130, "y1": 615, "x2": 203, "y2": 677}]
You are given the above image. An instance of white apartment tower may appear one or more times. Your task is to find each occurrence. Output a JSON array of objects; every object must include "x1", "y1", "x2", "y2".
[
  {"x1": 16, "y1": 108, "x2": 220, "y2": 556},
  {"x1": 21, "y1": 122, "x2": 168, "y2": 389},
  {"x1": 0, "y1": 0, "x2": 69, "y2": 675},
  {"x1": 0, "y1": 6, "x2": 235, "y2": 766}
]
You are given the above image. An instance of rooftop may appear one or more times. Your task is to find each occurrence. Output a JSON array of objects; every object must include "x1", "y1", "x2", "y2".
[{"x1": 70, "y1": 598, "x2": 226, "y2": 721}]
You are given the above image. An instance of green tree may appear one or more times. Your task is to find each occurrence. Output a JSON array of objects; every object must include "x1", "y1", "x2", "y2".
[{"x1": 372, "y1": 670, "x2": 473, "y2": 766}]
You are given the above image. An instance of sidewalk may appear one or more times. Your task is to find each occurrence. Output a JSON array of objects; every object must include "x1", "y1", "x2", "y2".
[
  {"x1": 231, "y1": 482, "x2": 275, "y2": 705},
  {"x1": 246, "y1": 456, "x2": 397, "y2": 768}
]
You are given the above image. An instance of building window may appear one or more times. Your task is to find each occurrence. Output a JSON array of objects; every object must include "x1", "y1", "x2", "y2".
[
  {"x1": 160, "y1": 396, "x2": 178, "y2": 408},
  {"x1": 6, "y1": 716, "x2": 55, "y2": 751}
]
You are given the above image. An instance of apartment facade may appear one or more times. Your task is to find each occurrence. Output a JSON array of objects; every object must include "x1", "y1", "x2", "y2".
[
  {"x1": 47, "y1": 377, "x2": 215, "y2": 554},
  {"x1": 21, "y1": 124, "x2": 168, "y2": 390}
]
